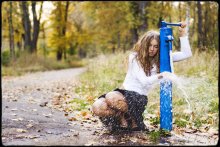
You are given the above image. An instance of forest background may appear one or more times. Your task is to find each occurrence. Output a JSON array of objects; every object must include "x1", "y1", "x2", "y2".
[{"x1": 2, "y1": 1, "x2": 218, "y2": 66}]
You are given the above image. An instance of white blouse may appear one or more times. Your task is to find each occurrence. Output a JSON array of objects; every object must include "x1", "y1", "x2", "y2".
[{"x1": 122, "y1": 36, "x2": 192, "y2": 96}]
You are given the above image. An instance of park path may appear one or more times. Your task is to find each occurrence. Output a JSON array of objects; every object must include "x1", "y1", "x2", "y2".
[
  {"x1": 1, "y1": 67, "x2": 103, "y2": 146},
  {"x1": 1, "y1": 67, "x2": 218, "y2": 146}
]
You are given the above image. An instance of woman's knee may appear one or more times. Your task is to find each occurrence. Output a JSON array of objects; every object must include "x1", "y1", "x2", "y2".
[
  {"x1": 91, "y1": 98, "x2": 115, "y2": 117},
  {"x1": 105, "y1": 91, "x2": 128, "y2": 112}
]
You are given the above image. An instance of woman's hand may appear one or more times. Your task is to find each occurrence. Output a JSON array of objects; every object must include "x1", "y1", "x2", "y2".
[
  {"x1": 158, "y1": 71, "x2": 174, "y2": 80},
  {"x1": 179, "y1": 22, "x2": 187, "y2": 37},
  {"x1": 158, "y1": 72, "x2": 170, "y2": 79}
]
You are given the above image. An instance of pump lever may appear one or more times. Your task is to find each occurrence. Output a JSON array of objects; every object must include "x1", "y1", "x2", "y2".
[
  {"x1": 161, "y1": 21, "x2": 181, "y2": 28},
  {"x1": 166, "y1": 22, "x2": 181, "y2": 27}
]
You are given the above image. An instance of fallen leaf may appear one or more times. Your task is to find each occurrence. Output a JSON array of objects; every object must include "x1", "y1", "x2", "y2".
[
  {"x1": 10, "y1": 113, "x2": 17, "y2": 116},
  {"x1": 33, "y1": 139, "x2": 39, "y2": 142},
  {"x1": 85, "y1": 141, "x2": 97, "y2": 146},
  {"x1": 20, "y1": 108, "x2": 27, "y2": 112},
  {"x1": 11, "y1": 117, "x2": 23, "y2": 121},
  {"x1": 16, "y1": 129, "x2": 28, "y2": 133},
  {"x1": 130, "y1": 137, "x2": 138, "y2": 143},
  {"x1": 15, "y1": 134, "x2": 26, "y2": 139},
  {"x1": 68, "y1": 117, "x2": 77, "y2": 121},
  {"x1": 43, "y1": 113, "x2": 52, "y2": 118},
  {"x1": 81, "y1": 111, "x2": 88, "y2": 116},
  {"x1": 32, "y1": 109, "x2": 38, "y2": 112},
  {"x1": 26, "y1": 124, "x2": 33, "y2": 128},
  {"x1": 185, "y1": 128, "x2": 197, "y2": 133},
  {"x1": 27, "y1": 135, "x2": 40, "y2": 139},
  {"x1": 11, "y1": 108, "x2": 18, "y2": 111},
  {"x1": 28, "y1": 120, "x2": 34, "y2": 122},
  {"x1": 40, "y1": 102, "x2": 48, "y2": 107},
  {"x1": 46, "y1": 131, "x2": 53, "y2": 134},
  {"x1": 18, "y1": 117, "x2": 24, "y2": 121},
  {"x1": 69, "y1": 129, "x2": 79, "y2": 136}
]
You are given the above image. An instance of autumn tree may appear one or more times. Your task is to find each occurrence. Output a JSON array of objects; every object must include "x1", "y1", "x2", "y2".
[
  {"x1": 7, "y1": 1, "x2": 15, "y2": 60},
  {"x1": 48, "y1": 1, "x2": 69, "y2": 61},
  {"x1": 19, "y1": 1, "x2": 43, "y2": 53}
]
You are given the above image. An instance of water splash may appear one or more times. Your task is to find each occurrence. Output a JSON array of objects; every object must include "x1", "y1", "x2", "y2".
[
  {"x1": 149, "y1": 72, "x2": 193, "y2": 120},
  {"x1": 162, "y1": 73, "x2": 191, "y2": 109},
  {"x1": 160, "y1": 72, "x2": 193, "y2": 120}
]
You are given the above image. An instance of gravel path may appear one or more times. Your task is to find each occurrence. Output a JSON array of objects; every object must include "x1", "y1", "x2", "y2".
[{"x1": 1, "y1": 67, "x2": 102, "y2": 146}]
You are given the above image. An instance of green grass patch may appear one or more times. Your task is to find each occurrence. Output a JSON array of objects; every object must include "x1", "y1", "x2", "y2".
[
  {"x1": 149, "y1": 130, "x2": 161, "y2": 142},
  {"x1": 68, "y1": 98, "x2": 90, "y2": 111},
  {"x1": 148, "y1": 129, "x2": 171, "y2": 142},
  {"x1": 74, "y1": 52, "x2": 128, "y2": 104}
]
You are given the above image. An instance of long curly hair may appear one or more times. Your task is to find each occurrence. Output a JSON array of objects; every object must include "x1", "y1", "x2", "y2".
[{"x1": 133, "y1": 30, "x2": 160, "y2": 76}]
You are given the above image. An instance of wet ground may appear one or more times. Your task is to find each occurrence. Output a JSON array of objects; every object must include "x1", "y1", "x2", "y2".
[{"x1": 1, "y1": 67, "x2": 218, "y2": 146}]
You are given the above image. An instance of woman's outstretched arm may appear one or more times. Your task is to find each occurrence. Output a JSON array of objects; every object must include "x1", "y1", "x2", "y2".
[{"x1": 172, "y1": 22, "x2": 192, "y2": 62}]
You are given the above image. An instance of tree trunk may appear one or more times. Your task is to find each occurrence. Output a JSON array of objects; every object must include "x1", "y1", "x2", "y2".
[
  {"x1": 186, "y1": 2, "x2": 190, "y2": 37},
  {"x1": 63, "y1": 1, "x2": 69, "y2": 60},
  {"x1": 179, "y1": 2, "x2": 182, "y2": 21},
  {"x1": 56, "y1": 2, "x2": 63, "y2": 61},
  {"x1": 21, "y1": 1, "x2": 32, "y2": 52},
  {"x1": 191, "y1": 2, "x2": 196, "y2": 44},
  {"x1": 117, "y1": 31, "x2": 120, "y2": 50},
  {"x1": 56, "y1": 1, "x2": 69, "y2": 61},
  {"x1": 123, "y1": 35, "x2": 128, "y2": 53},
  {"x1": 131, "y1": 28, "x2": 138, "y2": 45},
  {"x1": 129, "y1": 2, "x2": 139, "y2": 45},
  {"x1": 203, "y1": 3, "x2": 208, "y2": 49},
  {"x1": 78, "y1": 47, "x2": 86, "y2": 58},
  {"x1": 138, "y1": 1, "x2": 148, "y2": 32},
  {"x1": 8, "y1": 1, "x2": 15, "y2": 60},
  {"x1": 158, "y1": 2, "x2": 164, "y2": 28},
  {"x1": 15, "y1": 29, "x2": 22, "y2": 51},
  {"x1": 197, "y1": 1, "x2": 203, "y2": 50},
  {"x1": 56, "y1": 49, "x2": 62, "y2": 61},
  {"x1": 42, "y1": 22, "x2": 47, "y2": 57},
  {"x1": 112, "y1": 46, "x2": 115, "y2": 54},
  {"x1": 31, "y1": 1, "x2": 43, "y2": 53}
]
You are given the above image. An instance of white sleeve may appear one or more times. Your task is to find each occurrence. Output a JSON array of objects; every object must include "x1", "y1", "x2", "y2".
[
  {"x1": 129, "y1": 53, "x2": 159, "y2": 88},
  {"x1": 172, "y1": 36, "x2": 192, "y2": 62}
]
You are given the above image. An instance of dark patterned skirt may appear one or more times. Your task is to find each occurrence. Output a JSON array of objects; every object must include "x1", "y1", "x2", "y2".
[{"x1": 98, "y1": 88, "x2": 148, "y2": 131}]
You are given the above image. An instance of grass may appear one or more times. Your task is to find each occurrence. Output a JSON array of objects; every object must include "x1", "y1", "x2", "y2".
[
  {"x1": 72, "y1": 49, "x2": 218, "y2": 132},
  {"x1": 73, "y1": 52, "x2": 129, "y2": 105}
]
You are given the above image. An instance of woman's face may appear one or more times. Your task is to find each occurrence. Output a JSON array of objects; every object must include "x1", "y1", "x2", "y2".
[{"x1": 148, "y1": 39, "x2": 159, "y2": 57}]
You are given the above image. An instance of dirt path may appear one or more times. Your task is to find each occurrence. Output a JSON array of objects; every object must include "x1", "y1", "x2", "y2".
[
  {"x1": 2, "y1": 68, "x2": 101, "y2": 146},
  {"x1": 1, "y1": 68, "x2": 218, "y2": 146}
]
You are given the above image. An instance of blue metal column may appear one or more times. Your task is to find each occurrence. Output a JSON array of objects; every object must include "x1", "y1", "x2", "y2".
[{"x1": 159, "y1": 21, "x2": 181, "y2": 131}]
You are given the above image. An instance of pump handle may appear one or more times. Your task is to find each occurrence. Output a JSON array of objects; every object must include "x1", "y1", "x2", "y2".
[{"x1": 161, "y1": 21, "x2": 181, "y2": 28}]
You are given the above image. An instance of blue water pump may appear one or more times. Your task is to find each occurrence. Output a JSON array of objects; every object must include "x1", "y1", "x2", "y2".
[{"x1": 160, "y1": 21, "x2": 181, "y2": 131}]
